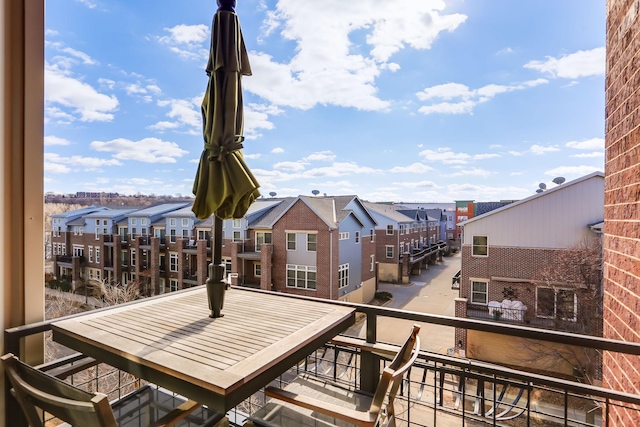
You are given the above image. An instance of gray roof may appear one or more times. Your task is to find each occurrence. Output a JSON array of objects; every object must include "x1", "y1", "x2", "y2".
[
  {"x1": 84, "y1": 209, "x2": 136, "y2": 219},
  {"x1": 250, "y1": 198, "x2": 297, "y2": 228},
  {"x1": 163, "y1": 205, "x2": 197, "y2": 218},
  {"x1": 66, "y1": 217, "x2": 86, "y2": 226},
  {"x1": 363, "y1": 202, "x2": 415, "y2": 223},
  {"x1": 51, "y1": 206, "x2": 107, "y2": 220},
  {"x1": 127, "y1": 203, "x2": 190, "y2": 217}
]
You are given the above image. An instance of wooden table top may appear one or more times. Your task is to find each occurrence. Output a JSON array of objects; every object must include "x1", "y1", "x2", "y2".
[{"x1": 52, "y1": 287, "x2": 355, "y2": 411}]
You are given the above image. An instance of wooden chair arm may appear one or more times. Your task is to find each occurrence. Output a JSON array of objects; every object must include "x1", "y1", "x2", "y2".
[
  {"x1": 148, "y1": 399, "x2": 201, "y2": 427},
  {"x1": 330, "y1": 336, "x2": 399, "y2": 359},
  {"x1": 264, "y1": 386, "x2": 377, "y2": 427}
]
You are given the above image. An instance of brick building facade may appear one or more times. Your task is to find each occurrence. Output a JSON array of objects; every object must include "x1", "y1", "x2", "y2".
[{"x1": 603, "y1": 0, "x2": 640, "y2": 424}]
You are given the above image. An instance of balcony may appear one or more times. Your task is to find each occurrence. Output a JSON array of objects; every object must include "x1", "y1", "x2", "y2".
[
  {"x1": 6, "y1": 287, "x2": 640, "y2": 427},
  {"x1": 56, "y1": 255, "x2": 85, "y2": 265}
]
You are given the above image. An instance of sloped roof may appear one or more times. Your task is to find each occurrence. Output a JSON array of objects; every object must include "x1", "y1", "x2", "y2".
[
  {"x1": 460, "y1": 171, "x2": 604, "y2": 226},
  {"x1": 250, "y1": 197, "x2": 297, "y2": 228},
  {"x1": 128, "y1": 203, "x2": 190, "y2": 217},
  {"x1": 363, "y1": 202, "x2": 415, "y2": 223},
  {"x1": 83, "y1": 209, "x2": 136, "y2": 219},
  {"x1": 51, "y1": 206, "x2": 107, "y2": 220}
]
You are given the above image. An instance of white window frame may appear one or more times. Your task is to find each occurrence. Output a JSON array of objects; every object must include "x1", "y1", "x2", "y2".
[
  {"x1": 232, "y1": 219, "x2": 242, "y2": 228},
  {"x1": 233, "y1": 231, "x2": 242, "y2": 242},
  {"x1": 131, "y1": 218, "x2": 137, "y2": 226},
  {"x1": 169, "y1": 253, "x2": 178, "y2": 272},
  {"x1": 371, "y1": 229, "x2": 375, "y2": 242},
  {"x1": 536, "y1": 287, "x2": 577, "y2": 322},
  {"x1": 287, "y1": 233, "x2": 296, "y2": 250},
  {"x1": 286, "y1": 264, "x2": 317, "y2": 290},
  {"x1": 73, "y1": 245, "x2": 84, "y2": 257},
  {"x1": 170, "y1": 229, "x2": 176, "y2": 243},
  {"x1": 169, "y1": 218, "x2": 177, "y2": 227},
  {"x1": 88, "y1": 247, "x2": 93, "y2": 263},
  {"x1": 339, "y1": 232, "x2": 349, "y2": 240},
  {"x1": 130, "y1": 249, "x2": 136, "y2": 267},
  {"x1": 95, "y1": 247, "x2": 100, "y2": 264},
  {"x1": 170, "y1": 279, "x2": 179, "y2": 292},
  {"x1": 471, "y1": 281, "x2": 488, "y2": 304},
  {"x1": 355, "y1": 231, "x2": 360, "y2": 244},
  {"x1": 338, "y1": 263, "x2": 349, "y2": 289},
  {"x1": 255, "y1": 231, "x2": 273, "y2": 250},
  {"x1": 141, "y1": 218, "x2": 148, "y2": 226},
  {"x1": 386, "y1": 225, "x2": 393, "y2": 235},
  {"x1": 254, "y1": 263, "x2": 261, "y2": 277},
  {"x1": 370, "y1": 255, "x2": 375, "y2": 271},
  {"x1": 182, "y1": 218, "x2": 189, "y2": 227},
  {"x1": 307, "y1": 233, "x2": 317, "y2": 252},
  {"x1": 385, "y1": 245, "x2": 394, "y2": 259}
]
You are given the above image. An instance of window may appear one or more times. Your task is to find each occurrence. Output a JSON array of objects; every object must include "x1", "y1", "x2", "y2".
[
  {"x1": 223, "y1": 259, "x2": 232, "y2": 276},
  {"x1": 338, "y1": 264, "x2": 349, "y2": 289},
  {"x1": 169, "y1": 218, "x2": 177, "y2": 227},
  {"x1": 370, "y1": 229, "x2": 375, "y2": 242},
  {"x1": 471, "y1": 281, "x2": 488, "y2": 304},
  {"x1": 286, "y1": 265, "x2": 316, "y2": 290},
  {"x1": 159, "y1": 254, "x2": 166, "y2": 271},
  {"x1": 256, "y1": 231, "x2": 273, "y2": 250},
  {"x1": 370, "y1": 255, "x2": 375, "y2": 271},
  {"x1": 339, "y1": 232, "x2": 349, "y2": 240},
  {"x1": 355, "y1": 231, "x2": 360, "y2": 244},
  {"x1": 233, "y1": 219, "x2": 242, "y2": 228},
  {"x1": 131, "y1": 218, "x2": 137, "y2": 225},
  {"x1": 159, "y1": 278, "x2": 165, "y2": 294},
  {"x1": 537, "y1": 288, "x2": 577, "y2": 321},
  {"x1": 141, "y1": 228, "x2": 147, "y2": 236},
  {"x1": 386, "y1": 225, "x2": 393, "y2": 235},
  {"x1": 182, "y1": 218, "x2": 189, "y2": 227},
  {"x1": 130, "y1": 249, "x2": 136, "y2": 266},
  {"x1": 307, "y1": 233, "x2": 317, "y2": 251},
  {"x1": 254, "y1": 263, "x2": 261, "y2": 277},
  {"x1": 141, "y1": 218, "x2": 148, "y2": 226},
  {"x1": 472, "y1": 236, "x2": 488, "y2": 256},
  {"x1": 287, "y1": 233, "x2": 296, "y2": 250},
  {"x1": 103, "y1": 219, "x2": 108, "y2": 226},
  {"x1": 458, "y1": 206, "x2": 468, "y2": 213},
  {"x1": 95, "y1": 270, "x2": 100, "y2": 280},
  {"x1": 95, "y1": 247, "x2": 100, "y2": 263},
  {"x1": 131, "y1": 227, "x2": 137, "y2": 239},
  {"x1": 88, "y1": 247, "x2": 93, "y2": 263},
  {"x1": 233, "y1": 231, "x2": 242, "y2": 242},
  {"x1": 182, "y1": 229, "x2": 189, "y2": 239},
  {"x1": 386, "y1": 245, "x2": 394, "y2": 259},
  {"x1": 169, "y1": 253, "x2": 178, "y2": 272},
  {"x1": 95, "y1": 228, "x2": 100, "y2": 240},
  {"x1": 170, "y1": 279, "x2": 179, "y2": 292},
  {"x1": 121, "y1": 250, "x2": 128, "y2": 266},
  {"x1": 170, "y1": 229, "x2": 176, "y2": 243},
  {"x1": 73, "y1": 246, "x2": 84, "y2": 257}
]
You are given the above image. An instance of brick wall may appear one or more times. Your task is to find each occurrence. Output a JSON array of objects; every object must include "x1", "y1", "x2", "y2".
[{"x1": 604, "y1": 0, "x2": 640, "y2": 424}]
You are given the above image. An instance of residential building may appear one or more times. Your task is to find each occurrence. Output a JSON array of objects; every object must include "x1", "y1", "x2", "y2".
[
  {"x1": 455, "y1": 172, "x2": 604, "y2": 377},
  {"x1": 397, "y1": 203, "x2": 456, "y2": 243},
  {"x1": 364, "y1": 203, "x2": 443, "y2": 283}
]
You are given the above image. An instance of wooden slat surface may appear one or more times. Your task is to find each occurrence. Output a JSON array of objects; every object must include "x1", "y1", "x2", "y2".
[{"x1": 51, "y1": 288, "x2": 354, "y2": 399}]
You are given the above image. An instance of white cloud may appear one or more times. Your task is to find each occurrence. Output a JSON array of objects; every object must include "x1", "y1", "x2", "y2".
[
  {"x1": 158, "y1": 24, "x2": 209, "y2": 61},
  {"x1": 446, "y1": 183, "x2": 529, "y2": 200},
  {"x1": 451, "y1": 167, "x2": 494, "y2": 177},
  {"x1": 417, "y1": 78, "x2": 548, "y2": 115},
  {"x1": 303, "y1": 151, "x2": 336, "y2": 162},
  {"x1": 244, "y1": 153, "x2": 262, "y2": 159},
  {"x1": 45, "y1": 63, "x2": 119, "y2": 122},
  {"x1": 76, "y1": 0, "x2": 97, "y2": 8},
  {"x1": 524, "y1": 47, "x2": 605, "y2": 78},
  {"x1": 271, "y1": 147, "x2": 285, "y2": 154},
  {"x1": 530, "y1": 144, "x2": 560, "y2": 155},
  {"x1": 44, "y1": 163, "x2": 71, "y2": 174},
  {"x1": 489, "y1": 144, "x2": 502, "y2": 149},
  {"x1": 565, "y1": 137, "x2": 604, "y2": 150},
  {"x1": 44, "y1": 136, "x2": 71, "y2": 146},
  {"x1": 302, "y1": 162, "x2": 380, "y2": 178},
  {"x1": 509, "y1": 150, "x2": 525, "y2": 156},
  {"x1": 246, "y1": 0, "x2": 466, "y2": 111},
  {"x1": 473, "y1": 153, "x2": 500, "y2": 160},
  {"x1": 393, "y1": 180, "x2": 441, "y2": 189},
  {"x1": 274, "y1": 161, "x2": 306, "y2": 171},
  {"x1": 571, "y1": 152, "x2": 604, "y2": 158},
  {"x1": 389, "y1": 163, "x2": 434, "y2": 173},
  {"x1": 45, "y1": 153, "x2": 122, "y2": 171},
  {"x1": 156, "y1": 98, "x2": 201, "y2": 129},
  {"x1": 496, "y1": 47, "x2": 514, "y2": 55},
  {"x1": 244, "y1": 103, "x2": 282, "y2": 139},
  {"x1": 544, "y1": 165, "x2": 602, "y2": 177},
  {"x1": 98, "y1": 78, "x2": 115, "y2": 89},
  {"x1": 419, "y1": 147, "x2": 471, "y2": 164},
  {"x1": 90, "y1": 137, "x2": 189, "y2": 163}
]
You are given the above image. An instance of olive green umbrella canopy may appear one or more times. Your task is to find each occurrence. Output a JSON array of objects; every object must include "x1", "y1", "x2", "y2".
[{"x1": 192, "y1": 4, "x2": 260, "y2": 220}]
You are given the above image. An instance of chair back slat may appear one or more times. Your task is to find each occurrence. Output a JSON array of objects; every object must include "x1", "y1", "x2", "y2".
[
  {"x1": 368, "y1": 324, "x2": 421, "y2": 423},
  {"x1": 2, "y1": 353, "x2": 118, "y2": 427}
]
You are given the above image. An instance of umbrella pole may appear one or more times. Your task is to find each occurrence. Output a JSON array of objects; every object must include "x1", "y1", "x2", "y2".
[{"x1": 206, "y1": 215, "x2": 226, "y2": 318}]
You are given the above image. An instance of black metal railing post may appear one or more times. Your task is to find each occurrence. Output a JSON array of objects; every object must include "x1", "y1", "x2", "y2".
[{"x1": 360, "y1": 312, "x2": 380, "y2": 393}]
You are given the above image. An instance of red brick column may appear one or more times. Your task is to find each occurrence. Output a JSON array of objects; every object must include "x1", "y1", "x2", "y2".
[
  {"x1": 454, "y1": 297, "x2": 468, "y2": 357},
  {"x1": 197, "y1": 240, "x2": 208, "y2": 285},
  {"x1": 150, "y1": 237, "x2": 160, "y2": 295},
  {"x1": 260, "y1": 245, "x2": 273, "y2": 290},
  {"x1": 231, "y1": 243, "x2": 240, "y2": 286},
  {"x1": 604, "y1": 0, "x2": 640, "y2": 424}
]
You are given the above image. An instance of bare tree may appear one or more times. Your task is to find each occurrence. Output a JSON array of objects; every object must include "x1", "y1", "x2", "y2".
[{"x1": 526, "y1": 237, "x2": 603, "y2": 385}]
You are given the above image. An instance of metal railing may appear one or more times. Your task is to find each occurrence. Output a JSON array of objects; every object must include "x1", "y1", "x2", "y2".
[{"x1": 6, "y1": 287, "x2": 640, "y2": 426}]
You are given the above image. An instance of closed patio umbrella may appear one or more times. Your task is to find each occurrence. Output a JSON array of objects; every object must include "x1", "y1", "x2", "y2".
[
  {"x1": 192, "y1": 0, "x2": 260, "y2": 221},
  {"x1": 193, "y1": 0, "x2": 259, "y2": 317}
]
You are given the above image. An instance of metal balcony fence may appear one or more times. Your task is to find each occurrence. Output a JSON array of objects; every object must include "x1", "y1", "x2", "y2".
[{"x1": 6, "y1": 287, "x2": 640, "y2": 427}]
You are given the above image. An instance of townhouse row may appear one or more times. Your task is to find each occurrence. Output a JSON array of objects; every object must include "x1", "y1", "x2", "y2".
[{"x1": 51, "y1": 195, "x2": 449, "y2": 303}]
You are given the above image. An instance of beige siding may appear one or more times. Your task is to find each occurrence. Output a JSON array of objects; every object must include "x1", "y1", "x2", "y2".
[{"x1": 463, "y1": 175, "x2": 604, "y2": 249}]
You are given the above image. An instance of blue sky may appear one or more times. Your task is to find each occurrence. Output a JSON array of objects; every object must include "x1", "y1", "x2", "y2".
[{"x1": 44, "y1": 0, "x2": 605, "y2": 202}]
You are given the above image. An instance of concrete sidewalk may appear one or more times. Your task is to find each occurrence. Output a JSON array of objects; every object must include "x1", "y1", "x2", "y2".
[{"x1": 347, "y1": 252, "x2": 461, "y2": 353}]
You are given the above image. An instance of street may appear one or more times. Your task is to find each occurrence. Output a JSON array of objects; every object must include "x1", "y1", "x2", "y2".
[{"x1": 348, "y1": 252, "x2": 461, "y2": 353}]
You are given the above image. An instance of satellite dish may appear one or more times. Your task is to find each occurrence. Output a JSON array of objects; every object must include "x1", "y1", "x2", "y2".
[
  {"x1": 269, "y1": 192, "x2": 277, "y2": 197},
  {"x1": 535, "y1": 189, "x2": 544, "y2": 194},
  {"x1": 552, "y1": 176, "x2": 566, "y2": 185},
  {"x1": 538, "y1": 183, "x2": 547, "y2": 190},
  {"x1": 312, "y1": 189, "x2": 320, "y2": 196}
]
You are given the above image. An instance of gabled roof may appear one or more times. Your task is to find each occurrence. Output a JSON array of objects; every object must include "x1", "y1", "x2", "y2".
[
  {"x1": 84, "y1": 209, "x2": 136, "y2": 219},
  {"x1": 128, "y1": 203, "x2": 190, "y2": 217},
  {"x1": 363, "y1": 202, "x2": 415, "y2": 223},
  {"x1": 51, "y1": 206, "x2": 108, "y2": 221},
  {"x1": 460, "y1": 171, "x2": 604, "y2": 226},
  {"x1": 249, "y1": 197, "x2": 298, "y2": 228}
]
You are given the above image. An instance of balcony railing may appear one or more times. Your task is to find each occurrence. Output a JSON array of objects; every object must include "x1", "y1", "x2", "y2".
[{"x1": 6, "y1": 287, "x2": 640, "y2": 427}]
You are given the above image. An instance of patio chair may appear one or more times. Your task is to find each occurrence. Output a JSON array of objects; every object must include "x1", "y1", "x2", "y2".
[
  {"x1": 246, "y1": 324, "x2": 421, "y2": 427},
  {"x1": 1, "y1": 353, "x2": 227, "y2": 427}
]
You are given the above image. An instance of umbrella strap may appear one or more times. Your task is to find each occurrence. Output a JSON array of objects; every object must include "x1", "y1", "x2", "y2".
[{"x1": 206, "y1": 138, "x2": 244, "y2": 161}]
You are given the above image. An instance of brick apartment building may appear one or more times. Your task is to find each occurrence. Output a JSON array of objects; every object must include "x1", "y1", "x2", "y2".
[
  {"x1": 455, "y1": 172, "x2": 604, "y2": 377},
  {"x1": 50, "y1": 195, "x2": 393, "y2": 303},
  {"x1": 603, "y1": 0, "x2": 640, "y2": 424}
]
